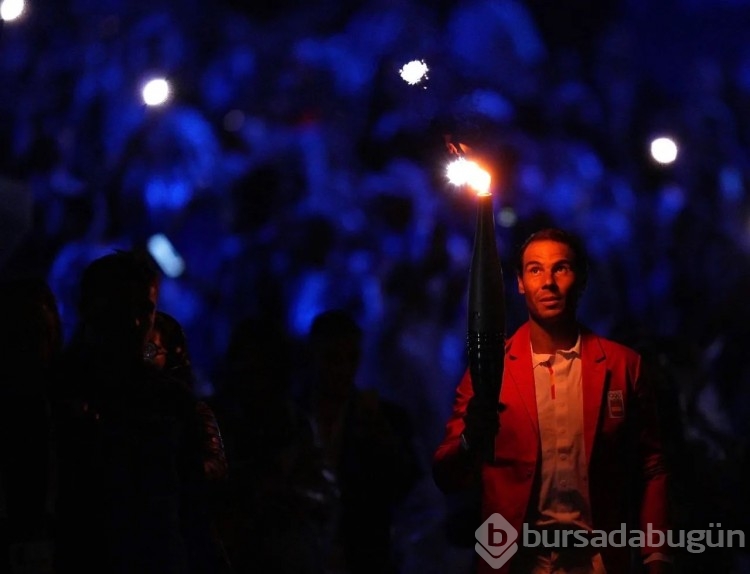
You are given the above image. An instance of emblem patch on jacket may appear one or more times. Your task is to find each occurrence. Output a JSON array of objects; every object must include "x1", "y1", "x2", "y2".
[{"x1": 607, "y1": 390, "x2": 625, "y2": 418}]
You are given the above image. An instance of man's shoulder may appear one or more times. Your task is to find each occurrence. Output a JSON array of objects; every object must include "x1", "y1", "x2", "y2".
[
  {"x1": 504, "y1": 322, "x2": 530, "y2": 352},
  {"x1": 580, "y1": 327, "x2": 641, "y2": 364}
]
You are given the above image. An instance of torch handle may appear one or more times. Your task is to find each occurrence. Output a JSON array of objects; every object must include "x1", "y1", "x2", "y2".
[
  {"x1": 467, "y1": 330, "x2": 504, "y2": 462},
  {"x1": 466, "y1": 192, "x2": 505, "y2": 463}
]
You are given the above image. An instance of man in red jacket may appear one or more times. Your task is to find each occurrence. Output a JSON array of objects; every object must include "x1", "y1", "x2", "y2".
[{"x1": 434, "y1": 228, "x2": 671, "y2": 574}]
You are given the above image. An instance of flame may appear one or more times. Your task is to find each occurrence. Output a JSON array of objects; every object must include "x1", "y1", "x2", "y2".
[
  {"x1": 399, "y1": 59, "x2": 429, "y2": 85},
  {"x1": 446, "y1": 157, "x2": 491, "y2": 196}
]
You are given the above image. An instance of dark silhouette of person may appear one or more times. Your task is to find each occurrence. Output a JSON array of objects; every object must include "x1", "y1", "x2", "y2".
[
  {"x1": 210, "y1": 316, "x2": 335, "y2": 574},
  {"x1": 145, "y1": 310, "x2": 232, "y2": 573},
  {"x1": 146, "y1": 311, "x2": 228, "y2": 482},
  {"x1": 50, "y1": 250, "x2": 209, "y2": 574},
  {"x1": 301, "y1": 309, "x2": 422, "y2": 574},
  {"x1": 0, "y1": 276, "x2": 62, "y2": 574}
]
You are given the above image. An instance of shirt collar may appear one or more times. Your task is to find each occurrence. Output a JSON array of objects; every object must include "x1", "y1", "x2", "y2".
[{"x1": 531, "y1": 333, "x2": 582, "y2": 367}]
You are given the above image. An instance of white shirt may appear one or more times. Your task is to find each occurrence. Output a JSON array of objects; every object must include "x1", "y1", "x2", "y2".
[{"x1": 532, "y1": 335, "x2": 593, "y2": 531}]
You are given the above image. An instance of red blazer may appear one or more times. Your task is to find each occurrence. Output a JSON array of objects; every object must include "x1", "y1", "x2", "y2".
[{"x1": 433, "y1": 322, "x2": 670, "y2": 574}]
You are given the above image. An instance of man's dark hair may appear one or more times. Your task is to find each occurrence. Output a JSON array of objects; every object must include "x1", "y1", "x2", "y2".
[
  {"x1": 309, "y1": 309, "x2": 362, "y2": 347},
  {"x1": 78, "y1": 250, "x2": 159, "y2": 322},
  {"x1": 515, "y1": 228, "x2": 589, "y2": 291}
]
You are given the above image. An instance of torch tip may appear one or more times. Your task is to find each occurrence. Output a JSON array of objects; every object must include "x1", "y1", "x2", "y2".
[{"x1": 446, "y1": 157, "x2": 492, "y2": 196}]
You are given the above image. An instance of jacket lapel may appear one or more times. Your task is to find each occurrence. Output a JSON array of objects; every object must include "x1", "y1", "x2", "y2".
[
  {"x1": 505, "y1": 323, "x2": 608, "y2": 463},
  {"x1": 505, "y1": 322, "x2": 539, "y2": 440},
  {"x1": 581, "y1": 329, "x2": 607, "y2": 466}
]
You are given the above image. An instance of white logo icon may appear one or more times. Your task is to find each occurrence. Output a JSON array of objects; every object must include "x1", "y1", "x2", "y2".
[{"x1": 475, "y1": 512, "x2": 519, "y2": 569}]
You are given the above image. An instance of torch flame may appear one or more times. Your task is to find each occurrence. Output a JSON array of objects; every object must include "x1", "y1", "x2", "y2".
[{"x1": 446, "y1": 157, "x2": 491, "y2": 196}]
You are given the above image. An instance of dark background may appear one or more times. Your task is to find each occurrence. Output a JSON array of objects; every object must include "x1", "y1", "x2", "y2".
[{"x1": 1, "y1": 0, "x2": 749, "y2": 571}]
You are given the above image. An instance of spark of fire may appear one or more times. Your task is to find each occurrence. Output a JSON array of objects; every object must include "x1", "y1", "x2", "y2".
[{"x1": 399, "y1": 59, "x2": 429, "y2": 85}]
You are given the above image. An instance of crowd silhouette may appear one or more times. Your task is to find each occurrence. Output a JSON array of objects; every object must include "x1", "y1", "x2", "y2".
[{"x1": 0, "y1": 252, "x2": 423, "y2": 574}]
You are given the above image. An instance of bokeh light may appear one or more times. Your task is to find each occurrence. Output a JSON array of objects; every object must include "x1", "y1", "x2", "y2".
[
  {"x1": 398, "y1": 59, "x2": 429, "y2": 85},
  {"x1": 147, "y1": 233, "x2": 185, "y2": 278},
  {"x1": 498, "y1": 207, "x2": 517, "y2": 228},
  {"x1": 0, "y1": 0, "x2": 25, "y2": 22},
  {"x1": 650, "y1": 136, "x2": 678, "y2": 165},
  {"x1": 141, "y1": 77, "x2": 171, "y2": 107}
]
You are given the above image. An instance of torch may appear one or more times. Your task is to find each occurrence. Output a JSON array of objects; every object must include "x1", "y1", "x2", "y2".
[{"x1": 447, "y1": 157, "x2": 506, "y2": 462}]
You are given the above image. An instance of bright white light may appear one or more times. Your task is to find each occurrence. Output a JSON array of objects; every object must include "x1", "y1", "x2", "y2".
[
  {"x1": 446, "y1": 158, "x2": 467, "y2": 185},
  {"x1": 446, "y1": 157, "x2": 491, "y2": 195},
  {"x1": 147, "y1": 233, "x2": 185, "y2": 278},
  {"x1": 399, "y1": 59, "x2": 429, "y2": 85},
  {"x1": 141, "y1": 78, "x2": 171, "y2": 107},
  {"x1": 0, "y1": 0, "x2": 25, "y2": 21},
  {"x1": 650, "y1": 136, "x2": 678, "y2": 165}
]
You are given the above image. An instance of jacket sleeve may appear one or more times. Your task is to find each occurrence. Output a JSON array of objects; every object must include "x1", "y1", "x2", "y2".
[
  {"x1": 432, "y1": 368, "x2": 483, "y2": 493},
  {"x1": 632, "y1": 355, "x2": 671, "y2": 557}
]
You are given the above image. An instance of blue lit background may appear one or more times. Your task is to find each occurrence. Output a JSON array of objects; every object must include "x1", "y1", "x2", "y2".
[{"x1": 1, "y1": 0, "x2": 749, "y2": 571}]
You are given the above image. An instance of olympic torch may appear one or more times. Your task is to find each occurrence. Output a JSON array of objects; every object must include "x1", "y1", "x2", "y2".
[{"x1": 447, "y1": 158, "x2": 506, "y2": 462}]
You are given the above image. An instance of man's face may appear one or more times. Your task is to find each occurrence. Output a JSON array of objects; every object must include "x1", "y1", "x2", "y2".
[
  {"x1": 517, "y1": 240, "x2": 580, "y2": 325},
  {"x1": 89, "y1": 280, "x2": 158, "y2": 354}
]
